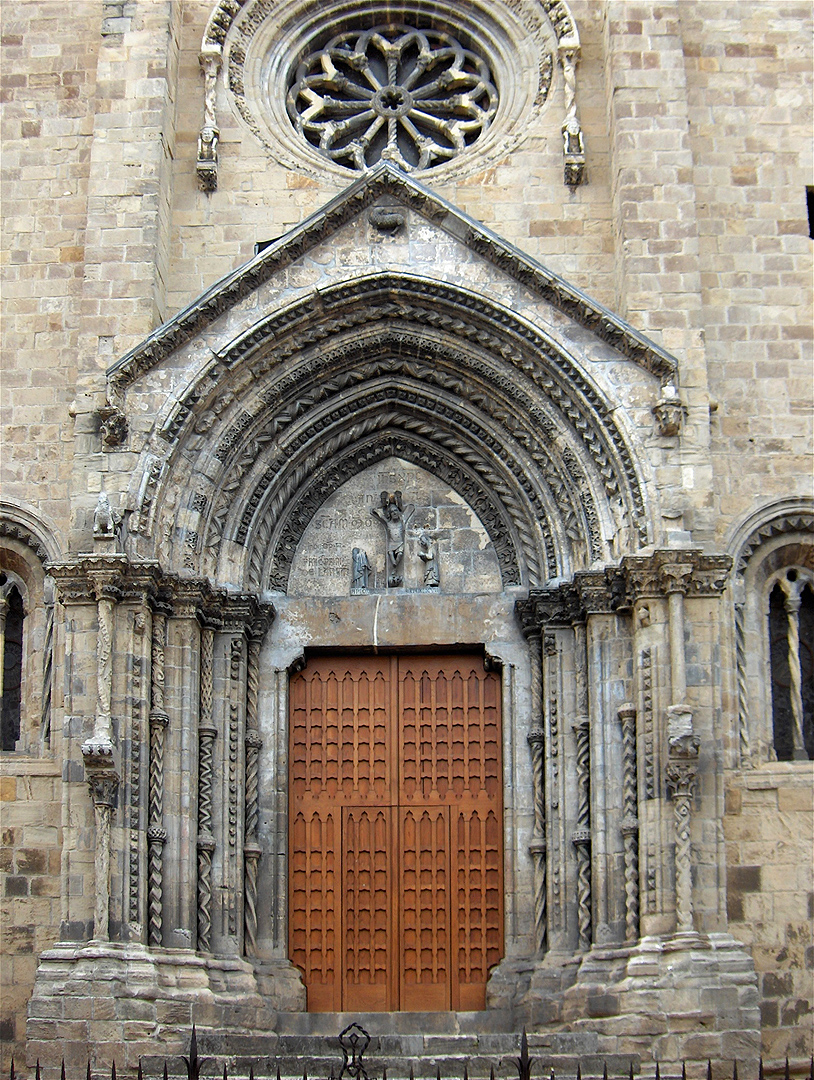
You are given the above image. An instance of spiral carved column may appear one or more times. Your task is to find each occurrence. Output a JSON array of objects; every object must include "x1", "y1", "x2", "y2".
[
  {"x1": 779, "y1": 579, "x2": 809, "y2": 760},
  {"x1": 618, "y1": 702, "x2": 640, "y2": 942},
  {"x1": 147, "y1": 607, "x2": 169, "y2": 947},
  {"x1": 526, "y1": 627, "x2": 547, "y2": 954},
  {"x1": 244, "y1": 633, "x2": 263, "y2": 957},
  {"x1": 197, "y1": 626, "x2": 217, "y2": 952},
  {"x1": 572, "y1": 716, "x2": 592, "y2": 951}
]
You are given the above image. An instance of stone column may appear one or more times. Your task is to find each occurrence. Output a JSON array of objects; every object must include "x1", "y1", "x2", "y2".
[
  {"x1": 197, "y1": 625, "x2": 217, "y2": 953},
  {"x1": 617, "y1": 702, "x2": 640, "y2": 943},
  {"x1": 82, "y1": 568, "x2": 123, "y2": 941},
  {"x1": 525, "y1": 626, "x2": 547, "y2": 955},
  {"x1": 665, "y1": 730, "x2": 700, "y2": 933},
  {"x1": 778, "y1": 577, "x2": 810, "y2": 760},
  {"x1": 243, "y1": 631, "x2": 263, "y2": 958},
  {"x1": 0, "y1": 589, "x2": 7, "y2": 705},
  {"x1": 572, "y1": 712, "x2": 592, "y2": 952},
  {"x1": 569, "y1": 603, "x2": 592, "y2": 953},
  {"x1": 86, "y1": 769, "x2": 119, "y2": 941},
  {"x1": 624, "y1": 558, "x2": 670, "y2": 931},
  {"x1": 147, "y1": 603, "x2": 170, "y2": 947}
]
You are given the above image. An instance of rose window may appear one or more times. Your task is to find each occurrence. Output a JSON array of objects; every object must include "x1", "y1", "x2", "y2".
[{"x1": 286, "y1": 25, "x2": 499, "y2": 172}]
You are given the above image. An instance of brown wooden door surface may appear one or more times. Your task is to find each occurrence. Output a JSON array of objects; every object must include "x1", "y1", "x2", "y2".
[{"x1": 289, "y1": 654, "x2": 503, "y2": 1012}]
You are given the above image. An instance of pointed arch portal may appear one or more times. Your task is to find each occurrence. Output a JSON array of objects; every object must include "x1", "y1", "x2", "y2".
[{"x1": 132, "y1": 272, "x2": 655, "y2": 590}]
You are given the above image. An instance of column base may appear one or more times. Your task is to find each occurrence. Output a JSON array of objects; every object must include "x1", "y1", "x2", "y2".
[
  {"x1": 25, "y1": 941, "x2": 303, "y2": 1076},
  {"x1": 515, "y1": 933, "x2": 760, "y2": 1072}
]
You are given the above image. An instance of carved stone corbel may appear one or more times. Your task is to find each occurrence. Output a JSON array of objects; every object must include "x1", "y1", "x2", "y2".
[{"x1": 652, "y1": 383, "x2": 686, "y2": 437}]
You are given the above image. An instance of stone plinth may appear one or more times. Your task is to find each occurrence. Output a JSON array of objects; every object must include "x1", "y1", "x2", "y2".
[{"x1": 26, "y1": 942, "x2": 304, "y2": 1077}]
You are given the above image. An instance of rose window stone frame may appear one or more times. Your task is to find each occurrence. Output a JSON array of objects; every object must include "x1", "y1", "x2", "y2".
[
  {"x1": 205, "y1": 0, "x2": 576, "y2": 184},
  {"x1": 286, "y1": 24, "x2": 499, "y2": 172}
]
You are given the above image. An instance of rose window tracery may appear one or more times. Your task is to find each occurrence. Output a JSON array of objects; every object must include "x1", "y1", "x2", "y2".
[{"x1": 286, "y1": 25, "x2": 499, "y2": 171}]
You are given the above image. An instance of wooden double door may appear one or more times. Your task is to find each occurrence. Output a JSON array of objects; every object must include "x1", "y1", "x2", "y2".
[{"x1": 289, "y1": 653, "x2": 503, "y2": 1012}]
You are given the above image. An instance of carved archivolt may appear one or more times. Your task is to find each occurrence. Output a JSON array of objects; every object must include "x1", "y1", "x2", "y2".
[{"x1": 129, "y1": 277, "x2": 655, "y2": 592}]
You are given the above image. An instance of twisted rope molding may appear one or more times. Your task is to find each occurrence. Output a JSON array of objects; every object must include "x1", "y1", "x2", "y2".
[{"x1": 147, "y1": 611, "x2": 169, "y2": 948}]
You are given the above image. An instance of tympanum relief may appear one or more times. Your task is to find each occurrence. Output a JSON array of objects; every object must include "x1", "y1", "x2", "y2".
[{"x1": 287, "y1": 457, "x2": 501, "y2": 597}]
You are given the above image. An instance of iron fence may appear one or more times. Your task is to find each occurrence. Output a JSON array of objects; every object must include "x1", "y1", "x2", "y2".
[{"x1": 9, "y1": 1027, "x2": 814, "y2": 1080}]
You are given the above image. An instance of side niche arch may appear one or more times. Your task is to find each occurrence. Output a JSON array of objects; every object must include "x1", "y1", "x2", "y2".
[
  {"x1": 729, "y1": 498, "x2": 814, "y2": 766},
  {"x1": 0, "y1": 501, "x2": 60, "y2": 755},
  {"x1": 131, "y1": 275, "x2": 656, "y2": 592}
]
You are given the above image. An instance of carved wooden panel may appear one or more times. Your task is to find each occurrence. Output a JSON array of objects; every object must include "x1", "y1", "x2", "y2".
[
  {"x1": 289, "y1": 653, "x2": 502, "y2": 1011},
  {"x1": 343, "y1": 806, "x2": 394, "y2": 1010}
]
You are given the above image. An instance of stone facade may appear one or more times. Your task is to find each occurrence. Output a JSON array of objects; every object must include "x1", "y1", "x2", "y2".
[{"x1": 0, "y1": 1, "x2": 811, "y2": 1075}]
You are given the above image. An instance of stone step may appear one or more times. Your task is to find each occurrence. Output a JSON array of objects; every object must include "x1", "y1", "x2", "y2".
[{"x1": 138, "y1": 1023, "x2": 637, "y2": 1080}]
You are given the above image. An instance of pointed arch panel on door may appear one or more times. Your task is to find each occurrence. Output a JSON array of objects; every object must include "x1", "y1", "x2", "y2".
[{"x1": 289, "y1": 651, "x2": 503, "y2": 1012}]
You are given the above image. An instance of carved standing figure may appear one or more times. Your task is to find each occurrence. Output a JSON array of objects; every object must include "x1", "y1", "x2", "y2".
[
  {"x1": 93, "y1": 489, "x2": 120, "y2": 538},
  {"x1": 372, "y1": 491, "x2": 413, "y2": 587},
  {"x1": 351, "y1": 547, "x2": 371, "y2": 591},
  {"x1": 418, "y1": 530, "x2": 440, "y2": 588}
]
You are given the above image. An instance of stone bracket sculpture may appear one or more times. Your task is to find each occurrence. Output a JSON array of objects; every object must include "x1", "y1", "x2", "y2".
[
  {"x1": 653, "y1": 383, "x2": 686, "y2": 437},
  {"x1": 197, "y1": 45, "x2": 221, "y2": 192},
  {"x1": 560, "y1": 47, "x2": 585, "y2": 186}
]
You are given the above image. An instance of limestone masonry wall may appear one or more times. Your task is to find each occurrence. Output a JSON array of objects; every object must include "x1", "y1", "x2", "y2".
[{"x1": 0, "y1": 0, "x2": 811, "y2": 1072}]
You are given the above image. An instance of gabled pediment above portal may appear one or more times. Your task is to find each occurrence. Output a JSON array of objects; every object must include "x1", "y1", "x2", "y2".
[
  {"x1": 111, "y1": 165, "x2": 681, "y2": 592},
  {"x1": 109, "y1": 162, "x2": 676, "y2": 391}
]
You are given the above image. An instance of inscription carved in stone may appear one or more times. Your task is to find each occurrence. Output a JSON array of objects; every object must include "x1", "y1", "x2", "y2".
[{"x1": 288, "y1": 458, "x2": 500, "y2": 597}]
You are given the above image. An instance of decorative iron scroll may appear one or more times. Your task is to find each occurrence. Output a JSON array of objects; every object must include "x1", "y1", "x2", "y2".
[
  {"x1": 287, "y1": 26, "x2": 498, "y2": 172},
  {"x1": 339, "y1": 1023, "x2": 371, "y2": 1080}
]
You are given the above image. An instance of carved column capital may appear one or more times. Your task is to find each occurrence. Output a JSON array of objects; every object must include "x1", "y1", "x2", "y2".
[
  {"x1": 657, "y1": 561, "x2": 695, "y2": 596},
  {"x1": 665, "y1": 738, "x2": 700, "y2": 798}
]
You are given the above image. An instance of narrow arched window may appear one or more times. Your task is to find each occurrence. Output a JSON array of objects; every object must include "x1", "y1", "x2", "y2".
[
  {"x1": 769, "y1": 570, "x2": 814, "y2": 761},
  {"x1": 1, "y1": 577, "x2": 24, "y2": 751}
]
